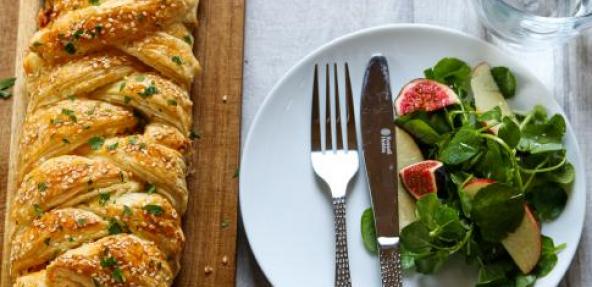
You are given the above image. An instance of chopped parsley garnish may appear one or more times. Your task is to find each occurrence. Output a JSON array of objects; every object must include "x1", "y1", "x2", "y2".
[
  {"x1": 112, "y1": 267, "x2": 125, "y2": 283},
  {"x1": 76, "y1": 218, "x2": 87, "y2": 226},
  {"x1": 233, "y1": 168, "x2": 240, "y2": 178},
  {"x1": 119, "y1": 171, "x2": 125, "y2": 182},
  {"x1": 138, "y1": 142, "x2": 147, "y2": 150},
  {"x1": 123, "y1": 96, "x2": 132, "y2": 104},
  {"x1": 62, "y1": 108, "x2": 77, "y2": 122},
  {"x1": 138, "y1": 84, "x2": 158, "y2": 98},
  {"x1": 73, "y1": 29, "x2": 84, "y2": 40},
  {"x1": 33, "y1": 204, "x2": 44, "y2": 217},
  {"x1": 88, "y1": 136, "x2": 105, "y2": 150},
  {"x1": 171, "y1": 56, "x2": 183, "y2": 65},
  {"x1": 62, "y1": 138, "x2": 71, "y2": 144},
  {"x1": 67, "y1": 95, "x2": 76, "y2": 101},
  {"x1": 0, "y1": 77, "x2": 16, "y2": 99},
  {"x1": 107, "y1": 142, "x2": 119, "y2": 151},
  {"x1": 89, "y1": 0, "x2": 101, "y2": 6},
  {"x1": 122, "y1": 205, "x2": 133, "y2": 216},
  {"x1": 64, "y1": 42, "x2": 76, "y2": 55},
  {"x1": 44, "y1": 237, "x2": 51, "y2": 246},
  {"x1": 143, "y1": 204, "x2": 163, "y2": 216},
  {"x1": 37, "y1": 182, "x2": 48, "y2": 192},
  {"x1": 32, "y1": 41, "x2": 43, "y2": 47},
  {"x1": 189, "y1": 130, "x2": 200, "y2": 140},
  {"x1": 167, "y1": 99, "x2": 178, "y2": 106},
  {"x1": 183, "y1": 35, "x2": 193, "y2": 44},
  {"x1": 99, "y1": 192, "x2": 110, "y2": 206},
  {"x1": 135, "y1": 75, "x2": 145, "y2": 82},
  {"x1": 128, "y1": 136, "x2": 138, "y2": 145},
  {"x1": 107, "y1": 218, "x2": 125, "y2": 235},
  {"x1": 119, "y1": 81, "x2": 127, "y2": 92},
  {"x1": 146, "y1": 184, "x2": 157, "y2": 194},
  {"x1": 68, "y1": 236, "x2": 75, "y2": 242},
  {"x1": 100, "y1": 256, "x2": 117, "y2": 268},
  {"x1": 221, "y1": 218, "x2": 230, "y2": 229}
]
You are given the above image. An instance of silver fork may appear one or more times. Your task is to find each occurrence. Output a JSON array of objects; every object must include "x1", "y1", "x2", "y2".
[{"x1": 311, "y1": 63, "x2": 359, "y2": 287}]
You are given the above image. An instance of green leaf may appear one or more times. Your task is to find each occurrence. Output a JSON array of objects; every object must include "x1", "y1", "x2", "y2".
[
  {"x1": 425, "y1": 57, "x2": 472, "y2": 95},
  {"x1": 360, "y1": 208, "x2": 377, "y2": 254},
  {"x1": 100, "y1": 257, "x2": 117, "y2": 267},
  {"x1": 528, "y1": 183, "x2": 567, "y2": 221},
  {"x1": 476, "y1": 262, "x2": 514, "y2": 286},
  {"x1": 143, "y1": 204, "x2": 163, "y2": 216},
  {"x1": 547, "y1": 162, "x2": 575, "y2": 185},
  {"x1": 0, "y1": 77, "x2": 16, "y2": 99},
  {"x1": 477, "y1": 106, "x2": 502, "y2": 123},
  {"x1": 518, "y1": 108, "x2": 566, "y2": 154},
  {"x1": 108, "y1": 218, "x2": 126, "y2": 235},
  {"x1": 471, "y1": 183, "x2": 524, "y2": 241},
  {"x1": 535, "y1": 235, "x2": 565, "y2": 277},
  {"x1": 145, "y1": 183, "x2": 156, "y2": 194},
  {"x1": 498, "y1": 117, "x2": 521, "y2": 148},
  {"x1": 88, "y1": 136, "x2": 105, "y2": 150},
  {"x1": 414, "y1": 250, "x2": 448, "y2": 274},
  {"x1": 438, "y1": 126, "x2": 483, "y2": 165},
  {"x1": 476, "y1": 140, "x2": 514, "y2": 183},
  {"x1": 99, "y1": 192, "x2": 110, "y2": 206},
  {"x1": 400, "y1": 221, "x2": 432, "y2": 254},
  {"x1": 112, "y1": 267, "x2": 125, "y2": 283},
  {"x1": 491, "y1": 67, "x2": 517, "y2": 99},
  {"x1": 396, "y1": 118, "x2": 441, "y2": 145},
  {"x1": 515, "y1": 274, "x2": 536, "y2": 287}
]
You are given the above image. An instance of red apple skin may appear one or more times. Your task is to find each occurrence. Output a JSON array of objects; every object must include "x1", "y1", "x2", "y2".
[{"x1": 462, "y1": 178, "x2": 542, "y2": 274}]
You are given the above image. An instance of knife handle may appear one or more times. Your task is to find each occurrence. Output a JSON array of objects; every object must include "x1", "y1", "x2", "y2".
[
  {"x1": 379, "y1": 246, "x2": 402, "y2": 287},
  {"x1": 332, "y1": 197, "x2": 352, "y2": 287}
]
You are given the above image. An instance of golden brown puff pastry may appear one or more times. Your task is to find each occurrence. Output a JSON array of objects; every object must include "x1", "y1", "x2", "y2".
[
  {"x1": 90, "y1": 135, "x2": 189, "y2": 213},
  {"x1": 91, "y1": 72, "x2": 193, "y2": 134},
  {"x1": 14, "y1": 271, "x2": 48, "y2": 287},
  {"x1": 12, "y1": 155, "x2": 133, "y2": 225},
  {"x1": 83, "y1": 192, "x2": 184, "y2": 274},
  {"x1": 11, "y1": 208, "x2": 109, "y2": 276},
  {"x1": 29, "y1": 0, "x2": 192, "y2": 63},
  {"x1": 11, "y1": 0, "x2": 198, "y2": 285},
  {"x1": 143, "y1": 123, "x2": 191, "y2": 154},
  {"x1": 45, "y1": 234, "x2": 173, "y2": 286},
  {"x1": 18, "y1": 99, "x2": 138, "y2": 178}
]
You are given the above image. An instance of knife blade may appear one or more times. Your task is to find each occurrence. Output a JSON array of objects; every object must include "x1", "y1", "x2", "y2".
[{"x1": 360, "y1": 55, "x2": 402, "y2": 287}]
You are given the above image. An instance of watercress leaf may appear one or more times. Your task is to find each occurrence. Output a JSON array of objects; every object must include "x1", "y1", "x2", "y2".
[
  {"x1": 528, "y1": 183, "x2": 567, "y2": 221},
  {"x1": 438, "y1": 126, "x2": 483, "y2": 165},
  {"x1": 424, "y1": 68, "x2": 435, "y2": 79},
  {"x1": 471, "y1": 183, "x2": 524, "y2": 242},
  {"x1": 498, "y1": 116, "x2": 521, "y2": 148},
  {"x1": 395, "y1": 117, "x2": 441, "y2": 145},
  {"x1": 400, "y1": 249, "x2": 416, "y2": 270},
  {"x1": 429, "y1": 111, "x2": 453, "y2": 134},
  {"x1": 515, "y1": 274, "x2": 536, "y2": 287},
  {"x1": 477, "y1": 262, "x2": 512, "y2": 286},
  {"x1": 433, "y1": 204, "x2": 466, "y2": 242},
  {"x1": 476, "y1": 140, "x2": 513, "y2": 183},
  {"x1": 547, "y1": 162, "x2": 575, "y2": 185},
  {"x1": 477, "y1": 106, "x2": 502, "y2": 123},
  {"x1": 518, "y1": 110, "x2": 566, "y2": 154},
  {"x1": 535, "y1": 235, "x2": 564, "y2": 277},
  {"x1": 416, "y1": 193, "x2": 440, "y2": 228},
  {"x1": 490, "y1": 67, "x2": 517, "y2": 99},
  {"x1": 414, "y1": 250, "x2": 449, "y2": 274},
  {"x1": 429, "y1": 57, "x2": 472, "y2": 93},
  {"x1": 401, "y1": 221, "x2": 432, "y2": 254},
  {"x1": 360, "y1": 208, "x2": 378, "y2": 254}
]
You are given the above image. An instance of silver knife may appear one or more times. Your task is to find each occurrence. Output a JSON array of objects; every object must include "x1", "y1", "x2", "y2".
[{"x1": 360, "y1": 55, "x2": 402, "y2": 287}]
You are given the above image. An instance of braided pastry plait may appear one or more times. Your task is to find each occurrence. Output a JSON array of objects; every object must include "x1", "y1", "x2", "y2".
[{"x1": 11, "y1": 0, "x2": 200, "y2": 286}]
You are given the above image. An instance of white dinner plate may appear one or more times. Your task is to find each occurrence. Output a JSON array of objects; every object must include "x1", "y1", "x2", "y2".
[{"x1": 240, "y1": 24, "x2": 586, "y2": 287}]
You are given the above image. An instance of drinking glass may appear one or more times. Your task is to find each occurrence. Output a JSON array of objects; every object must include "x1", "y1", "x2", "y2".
[{"x1": 472, "y1": 0, "x2": 592, "y2": 48}]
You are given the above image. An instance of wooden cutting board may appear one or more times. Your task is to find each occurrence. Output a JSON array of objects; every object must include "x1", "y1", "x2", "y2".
[{"x1": 0, "y1": 1, "x2": 245, "y2": 286}]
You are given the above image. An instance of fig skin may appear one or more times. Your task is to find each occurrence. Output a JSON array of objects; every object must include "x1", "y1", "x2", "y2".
[
  {"x1": 395, "y1": 79, "x2": 460, "y2": 116},
  {"x1": 399, "y1": 160, "x2": 448, "y2": 199}
]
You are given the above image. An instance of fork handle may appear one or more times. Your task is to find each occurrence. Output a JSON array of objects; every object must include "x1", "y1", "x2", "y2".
[
  {"x1": 379, "y1": 246, "x2": 402, "y2": 287},
  {"x1": 332, "y1": 197, "x2": 352, "y2": 287}
]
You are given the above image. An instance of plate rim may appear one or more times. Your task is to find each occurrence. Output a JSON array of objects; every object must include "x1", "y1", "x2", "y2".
[{"x1": 239, "y1": 23, "x2": 587, "y2": 286}]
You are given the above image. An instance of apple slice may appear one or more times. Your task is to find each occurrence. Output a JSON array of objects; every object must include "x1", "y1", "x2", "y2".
[
  {"x1": 462, "y1": 178, "x2": 542, "y2": 274},
  {"x1": 396, "y1": 127, "x2": 424, "y2": 229},
  {"x1": 471, "y1": 62, "x2": 514, "y2": 117}
]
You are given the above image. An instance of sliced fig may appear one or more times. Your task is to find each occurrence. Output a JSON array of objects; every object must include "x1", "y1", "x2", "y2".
[
  {"x1": 395, "y1": 79, "x2": 460, "y2": 116},
  {"x1": 399, "y1": 160, "x2": 446, "y2": 199},
  {"x1": 396, "y1": 127, "x2": 424, "y2": 228}
]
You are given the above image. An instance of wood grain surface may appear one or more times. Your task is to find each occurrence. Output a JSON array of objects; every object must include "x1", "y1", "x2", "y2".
[{"x1": 0, "y1": 0, "x2": 245, "y2": 286}]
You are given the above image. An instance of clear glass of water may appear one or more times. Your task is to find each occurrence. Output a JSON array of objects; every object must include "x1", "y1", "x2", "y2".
[{"x1": 472, "y1": 0, "x2": 592, "y2": 48}]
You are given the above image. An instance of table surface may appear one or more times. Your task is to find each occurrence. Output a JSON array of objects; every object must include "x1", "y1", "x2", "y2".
[{"x1": 0, "y1": 1, "x2": 590, "y2": 286}]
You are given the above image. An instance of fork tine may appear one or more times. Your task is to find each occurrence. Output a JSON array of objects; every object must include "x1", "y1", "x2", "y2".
[
  {"x1": 344, "y1": 62, "x2": 358, "y2": 150},
  {"x1": 325, "y1": 64, "x2": 333, "y2": 152},
  {"x1": 311, "y1": 64, "x2": 321, "y2": 151},
  {"x1": 333, "y1": 63, "x2": 343, "y2": 150}
]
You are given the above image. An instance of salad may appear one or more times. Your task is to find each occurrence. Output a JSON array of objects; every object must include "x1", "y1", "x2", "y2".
[{"x1": 361, "y1": 57, "x2": 574, "y2": 286}]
